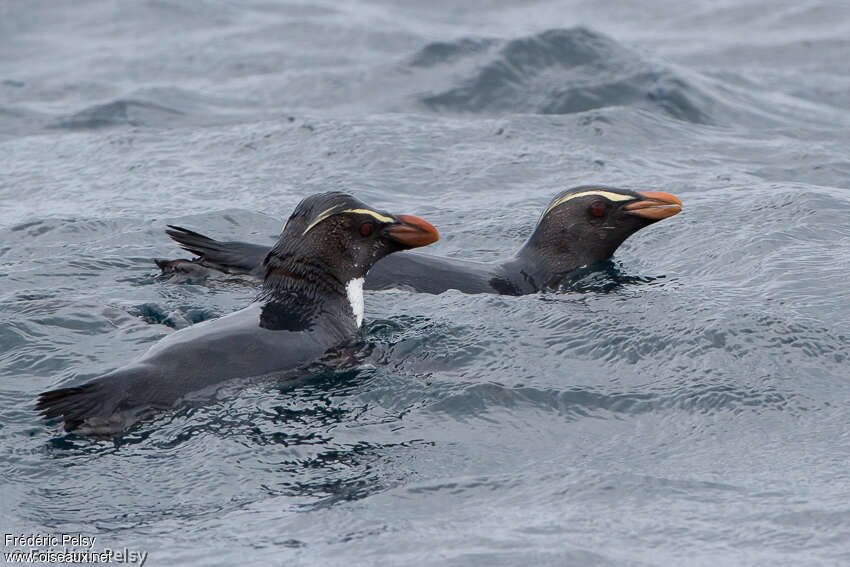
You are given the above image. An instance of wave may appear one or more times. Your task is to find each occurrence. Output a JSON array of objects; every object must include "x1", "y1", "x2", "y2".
[
  {"x1": 425, "y1": 379, "x2": 806, "y2": 423},
  {"x1": 49, "y1": 99, "x2": 185, "y2": 130},
  {"x1": 410, "y1": 27, "x2": 713, "y2": 123},
  {"x1": 46, "y1": 87, "x2": 253, "y2": 131}
]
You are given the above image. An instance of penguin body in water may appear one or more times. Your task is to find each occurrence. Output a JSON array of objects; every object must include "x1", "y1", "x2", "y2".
[
  {"x1": 158, "y1": 186, "x2": 682, "y2": 294},
  {"x1": 37, "y1": 192, "x2": 439, "y2": 435}
]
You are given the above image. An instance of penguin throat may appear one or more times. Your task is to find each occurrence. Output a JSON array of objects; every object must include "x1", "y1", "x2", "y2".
[
  {"x1": 259, "y1": 251, "x2": 361, "y2": 332},
  {"x1": 262, "y1": 250, "x2": 347, "y2": 299},
  {"x1": 346, "y1": 278, "x2": 365, "y2": 327},
  {"x1": 511, "y1": 241, "x2": 583, "y2": 291}
]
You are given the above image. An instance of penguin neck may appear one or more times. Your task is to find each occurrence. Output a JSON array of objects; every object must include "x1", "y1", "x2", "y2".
[
  {"x1": 508, "y1": 237, "x2": 584, "y2": 292},
  {"x1": 259, "y1": 251, "x2": 363, "y2": 332}
]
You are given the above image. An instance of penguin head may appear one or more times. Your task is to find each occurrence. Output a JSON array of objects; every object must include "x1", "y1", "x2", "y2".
[
  {"x1": 522, "y1": 185, "x2": 682, "y2": 276},
  {"x1": 267, "y1": 192, "x2": 439, "y2": 285}
]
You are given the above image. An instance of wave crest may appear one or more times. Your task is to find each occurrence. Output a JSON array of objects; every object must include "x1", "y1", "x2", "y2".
[{"x1": 413, "y1": 27, "x2": 712, "y2": 123}]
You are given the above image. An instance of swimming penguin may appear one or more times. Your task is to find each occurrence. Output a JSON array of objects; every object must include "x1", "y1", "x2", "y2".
[
  {"x1": 37, "y1": 192, "x2": 439, "y2": 435},
  {"x1": 157, "y1": 186, "x2": 681, "y2": 295}
]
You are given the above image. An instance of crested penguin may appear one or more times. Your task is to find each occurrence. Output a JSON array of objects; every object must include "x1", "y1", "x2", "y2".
[{"x1": 37, "y1": 192, "x2": 439, "y2": 435}]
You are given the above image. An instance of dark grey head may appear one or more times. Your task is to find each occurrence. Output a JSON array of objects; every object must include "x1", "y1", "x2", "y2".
[
  {"x1": 263, "y1": 191, "x2": 439, "y2": 296},
  {"x1": 518, "y1": 185, "x2": 682, "y2": 285}
]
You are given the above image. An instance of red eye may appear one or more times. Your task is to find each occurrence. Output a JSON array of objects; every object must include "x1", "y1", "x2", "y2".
[
  {"x1": 359, "y1": 222, "x2": 373, "y2": 237},
  {"x1": 590, "y1": 201, "x2": 606, "y2": 217}
]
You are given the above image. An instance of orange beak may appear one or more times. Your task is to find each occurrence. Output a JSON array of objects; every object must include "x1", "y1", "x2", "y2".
[
  {"x1": 385, "y1": 214, "x2": 440, "y2": 248},
  {"x1": 624, "y1": 191, "x2": 683, "y2": 220}
]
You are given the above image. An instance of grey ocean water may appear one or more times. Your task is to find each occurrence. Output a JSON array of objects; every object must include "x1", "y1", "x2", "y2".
[{"x1": 2, "y1": 1, "x2": 850, "y2": 565}]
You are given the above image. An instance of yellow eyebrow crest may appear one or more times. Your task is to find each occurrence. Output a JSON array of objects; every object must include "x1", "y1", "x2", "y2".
[
  {"x1": 301, "y1": 206, "x2": 341, "y2": 235},
  {"x1": 340, "y1": 209, "x2": 394, "y2": 223},
  {"x1": 539, "y1": 190, "x2": 636, "y2": 221},
  {"x1": 302, "y1": 207, "x2": 394, "y2": 235}
]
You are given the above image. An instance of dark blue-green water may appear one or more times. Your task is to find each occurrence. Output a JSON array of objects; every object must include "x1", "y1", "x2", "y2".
[{"x1": 2, "y1": 1, "x2": 849, "y2": 565}]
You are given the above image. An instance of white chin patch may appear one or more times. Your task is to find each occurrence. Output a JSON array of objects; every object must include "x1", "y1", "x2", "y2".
[{"x1": 346, "y1": 278, "x2": 365, "y2": 327}]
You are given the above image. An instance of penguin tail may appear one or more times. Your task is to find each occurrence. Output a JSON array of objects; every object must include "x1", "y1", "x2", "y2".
[
  {"x1": 156, "y1": 225, "x2": 264, "y2": 277},
  {"x1": 36, "y1": 383, "x2": 104, "y2": 432},
  {"x1": 163, "y1": 225, "x2": 264, "y2": 275},
  {"x1": 165, "y1": 225, "x2": 228, "y2": 260}
]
